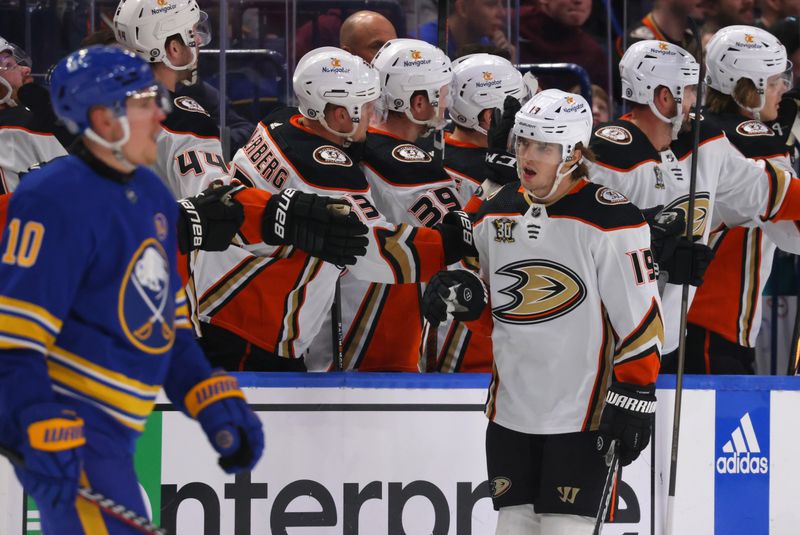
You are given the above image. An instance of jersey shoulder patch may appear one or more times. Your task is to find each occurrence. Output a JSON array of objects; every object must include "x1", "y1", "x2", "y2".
[
  {"x1": 364, "y1": 131, "x2": 449, "y2": 185},
  {"x1": 629, "y1": 25, "x2": 655, "y2": 40},
  {"x1": 736, "y1": 119, "x2": 773, "y2": 137},
  {"x1": 173, "y1": 96, "x2": 210, "y2": 116},
  {"x1": 392, "y1": 143, "x2": 432, "y2": 163},
  {"x1": 703, "y1": 111, "x2": 786, "y2": 159},
  {"x1": 549, "y1": 182, "x2": 643, "y2": 231},
  {"x1": 162, "y1": 98, "x2": 219, "y2": 139},
  {"x1": 312, "y1": 145, "x2": 353, "y2": 167},
  {"x1": 590, "y1": 120, "x2": 659, "y2": 171},
  {"x1": 593, "y1": 125, "x2": 633, "y2": 145}
]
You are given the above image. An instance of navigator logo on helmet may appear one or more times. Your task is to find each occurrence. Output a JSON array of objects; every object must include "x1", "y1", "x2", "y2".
[
  {"x1": 372, "y1": 38, "x2": 453, "y2": 134},
  {"x1": 619, "y1": 40, "x2": 700, "y2": 139},
  {"x1": 705, "y1": 25, "x2": 790, "y2": 121},
  {"x1": 113, "y1": 0, "x2": 212, "y2": 84},
  {"x1": 293, "y1": 46, "x2": 380, "y2": 145},
  {"x1": 448, "y1": 53, "x2": 532, "y2": 136}
]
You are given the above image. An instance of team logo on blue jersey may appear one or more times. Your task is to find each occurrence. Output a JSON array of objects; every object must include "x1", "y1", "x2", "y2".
[
  {"x1": 154, "y1": 213, "x2": 168, "y2": 241},
  {"x1": 119, "y1": 239, "x2": 174, "y2": 354}
]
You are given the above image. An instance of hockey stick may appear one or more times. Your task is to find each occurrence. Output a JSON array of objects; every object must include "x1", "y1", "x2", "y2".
[
  {"x1": 666, "y1": 17, "x2": 705, "y2": 535},
  {"x1": 421, "y1": 319, "x2": 439, "y2": 372},
  {"x1": 0, "y1": 445, "x2": 168, "y2": 535},
  {"x1": 593, "y1": 440, "x2": 620, "y2": 535},
  {"x1": 331, "y1": 274, "x2": 344, "y2": 371}
]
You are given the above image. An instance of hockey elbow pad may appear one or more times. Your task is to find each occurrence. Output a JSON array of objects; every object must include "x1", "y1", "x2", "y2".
[
  {"x1": 177, "y1": 181, "x2": 245, "y2": 253},
  {"x1": 17, "y1": 403, "x2": 85, "y2": 510},
  {"x1": 422, "y1": 269, "x2": 487, "y2": 325},
  {"x1": 435, "y1": 210, "x2": 478, "y2": 264},
  {"x1": 186, "y1": 373, "x2": 264, "y2": 474}
]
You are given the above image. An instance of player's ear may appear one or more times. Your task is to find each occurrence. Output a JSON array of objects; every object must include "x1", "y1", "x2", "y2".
[
  {"x1": 87, "y1": 105, "x2": 114, "y2": 135},
  {"x1": 478, "y1": 108, "x2": 493, "y2": 132}
]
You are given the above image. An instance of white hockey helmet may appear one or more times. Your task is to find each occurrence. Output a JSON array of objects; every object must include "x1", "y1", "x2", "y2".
[
  {"x1": 449, "y1": 53, "x2": 533, "y2": 135},
  {"x1": 705, "y1": 25, "x2": 789, "y2": 118},
  {"x1": 512, "y1": 88, "x2": 592, "y2": 201},
  {"x1": 619, "y1": 40, "x2": 700, "y2": 139},
  {"x1": 113, "y1": 0, "x2": 211, "y2": 72},
  {"x1": 371, "y1": 38, "x2": 452, "y2": 130},
  {"x1": 0, "y1": 36, "x2": 31, "y2": 107},
  {"x1": 293, "y1": 46, "x2": 380, "y2": 142}
]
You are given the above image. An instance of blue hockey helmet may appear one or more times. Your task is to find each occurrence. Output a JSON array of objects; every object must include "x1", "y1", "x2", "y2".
[{"x1": 49, "y1": 45, "x2": 158, "y2": 135}]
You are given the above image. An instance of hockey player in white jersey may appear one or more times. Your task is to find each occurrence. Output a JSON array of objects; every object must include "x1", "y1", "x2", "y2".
[
  {"x1": 0, "y1": 36, "x2": 68, "y2": 194},
  {"x1": 191, "y1": 47, "x2": 475, "y2": 371},
  {"x1": 422, "y1": 89, "x2": 663, "y2": 534},
  {"x1": 114, "y1": 0, "x2": 229, "y2": 197},
  {"x1": 686, "y1": 26, "x2": 800, "y2": 373},
  {"x1": 588, "y1": 39, "x2": 800, "y2": 359}
]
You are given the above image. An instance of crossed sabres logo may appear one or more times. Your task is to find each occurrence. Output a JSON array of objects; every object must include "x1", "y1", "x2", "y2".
[
  {"x1": 658, "y1": 42, "x2": 669, "y2": 51},
  {"x1": 411, "y1": 50, "x2": 423, "y2": 60},
  {"x1": 565, "y1": 96, "x2": 575, "y2": 105},
  {"x1": 745, "y1": 34, "x2": 754, "y2": 43},
  {"x1": 331, "y1": 57, "x2": 342, "y2": 67},
  {"x1": 483, "y1": 71, "x2": 493, "y2": 81},
  {"x1": 119, "y1": 239, "x2": 174, "y2": 354}
]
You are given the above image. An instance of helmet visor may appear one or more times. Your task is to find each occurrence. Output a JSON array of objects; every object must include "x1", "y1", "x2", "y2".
[
  {"x1": 193, "y1": 11, "x2": 212, "y2": 47},
  {"x1": 0, "y1": 42, "x2": 32, "y2": 72}
]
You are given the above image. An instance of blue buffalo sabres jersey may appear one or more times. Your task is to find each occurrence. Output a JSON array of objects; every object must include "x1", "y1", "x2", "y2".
[{"x1": 0, "y1": 150, "x2": 215, "y2": 451}]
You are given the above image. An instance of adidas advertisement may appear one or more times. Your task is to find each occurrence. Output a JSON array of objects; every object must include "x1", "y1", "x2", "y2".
[{"x1": 715, "y1": 390, "x2": 770, "y2": 534}]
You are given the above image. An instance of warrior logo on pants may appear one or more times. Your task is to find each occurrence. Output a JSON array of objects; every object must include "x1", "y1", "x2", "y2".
[{"x1": 119, "y1": 238, "x2": 175, "y2": 354}]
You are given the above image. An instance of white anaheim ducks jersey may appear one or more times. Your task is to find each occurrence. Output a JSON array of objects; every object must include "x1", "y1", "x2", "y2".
[
  {"x1": 154, "y1": 95, "x2": 231, "y2": 198},
  {"x1": 191, "y1": 108, "x2": 446, "y2": 366},
  {"x1": 472, "y1": 181, "x2": 663, "y2": 434},
  {"x1": 331, "y1": 127, "x2": 460, "y2": 372},
  {"x1": 688, "y1": 110, "x2": 800, "y2": 347},
  {"x1": 0, "y1": 107, "x2": 67, "y2": 193},
  {"x1": 588, "y1": 116, "x2": 795, "y2": 353}
]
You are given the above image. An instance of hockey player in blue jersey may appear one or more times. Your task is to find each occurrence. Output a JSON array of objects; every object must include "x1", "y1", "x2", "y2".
[{"x1": 0, "y1": 46, "x2": 265, "y2": 534}]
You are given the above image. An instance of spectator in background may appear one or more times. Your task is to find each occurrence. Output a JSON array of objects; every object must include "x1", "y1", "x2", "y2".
[
  {"x1": 619, "y1": 0, "x2": 706, "y2": 60},
  {"x1": 416, "y1": 0, "x2": 514, "y2": 58},
  {"x1": 571, "y1": 83, "x2": 611, "y2": 125},
  {"x1": 755, "y1": 0, "x2": 800, "y2": 29},
  {"x1": 340, "y1": 11, "x2": 398, "y2": 63},
  {"x1": 703, "y1": 0, "x2": 755, "y2": 34},
  {"x1": 518, "y1": 0, "x2": 608, "y2": 91},
  {"x1": 769, "y1": 16, "x2": 800, "y2": 85}
]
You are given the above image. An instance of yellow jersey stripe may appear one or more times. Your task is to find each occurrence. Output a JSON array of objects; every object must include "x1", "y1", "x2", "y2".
[
  {"x1": 47, "y1": 360, "x2": 157, "y2": 418},
  {"x1": 0, "y1": 295, "x2": 61, "y2": 333},
  {"x1": 50, "y1": 346, "x2": 161, "y2": 397},
  {"x1": 0, "y1": 311, "x2": 56, "y2": 349},
  {"x1": 52, "y1": 384, "x2": 146, "y2": 432},
  {"x1": 0, "y1": 335, "x2": 46, "y2": 354}
]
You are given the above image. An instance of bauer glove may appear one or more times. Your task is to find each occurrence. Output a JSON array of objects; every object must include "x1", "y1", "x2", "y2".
[
  {"x1": 262, "y1": 188, "x2": 369, "y2": 266},
  {"x1": 177, "y1": 181, "x2": 245, "y2": 254},
  {"x1": 187, "y1": 373, "x2": 264, "y2": 474},
  {"x1": 597, "y1": 382, "x2": 656, "y2": 466},
  {"x1": 434, "y1": 210, "x2": 478, "y2": 264},
  {"x1": 484, "y1": 96, "x2": 523, "y2": 187},
  {"x1": 422, "y1": 269, "x2": 487, "y2": 325},
  {"x1": 16, "y1": 403, "x2": 85, "y2": 510}
]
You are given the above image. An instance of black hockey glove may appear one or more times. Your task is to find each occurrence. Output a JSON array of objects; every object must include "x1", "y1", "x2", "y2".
[
  {"x1": 640, "y1": 205, "x2": 684, "y2": 264},
  {"x1": 422, "y1": 269, "x2": 487, "y2": 325},
  {"x1": 177, "y1": 182, "x2": 245, "y2": 254},
  {"x1": 597, "y1": 382, "x2": 656, "y2": 466},
  {"x1": 488, "y1": 96, "x2": 522, "y2": 150},
  {"x1": 660, "y1": 238, "x2": 715, "y2": 286},
  {"x1": 262, "y1": 188, "x2": 369, "y2": 266},
  {"x1": 434, "y1": 210, "x2": 478, "y2": 264}
]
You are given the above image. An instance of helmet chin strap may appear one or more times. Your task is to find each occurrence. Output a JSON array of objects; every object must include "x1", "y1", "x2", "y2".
[
  {"x1": 648, "y1": 100, "x2": 683, "y2": 140},
  {"x1": 522, "y1": 158, "x2": 581, "y2": 203},
  {"x1": 83, "y1": 117, "x2": 136, "y2": 172},
  {"x1": 0, "y1": 77, "x2": 17, "y2": 107},
  {"x1": 318, "y1": 115, "x2": 360, "y2": 147},
  {"x1": 732, "y1": 92, "x2": 765, "y2": 122},
  {"x1": 164, "y1": 47, "x2": 199, "y2": 86}
]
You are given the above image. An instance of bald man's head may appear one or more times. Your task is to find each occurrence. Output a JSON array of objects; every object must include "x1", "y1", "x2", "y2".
[{"x1": 340, "y1": 10, "x2": 397, "y2": 63}]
